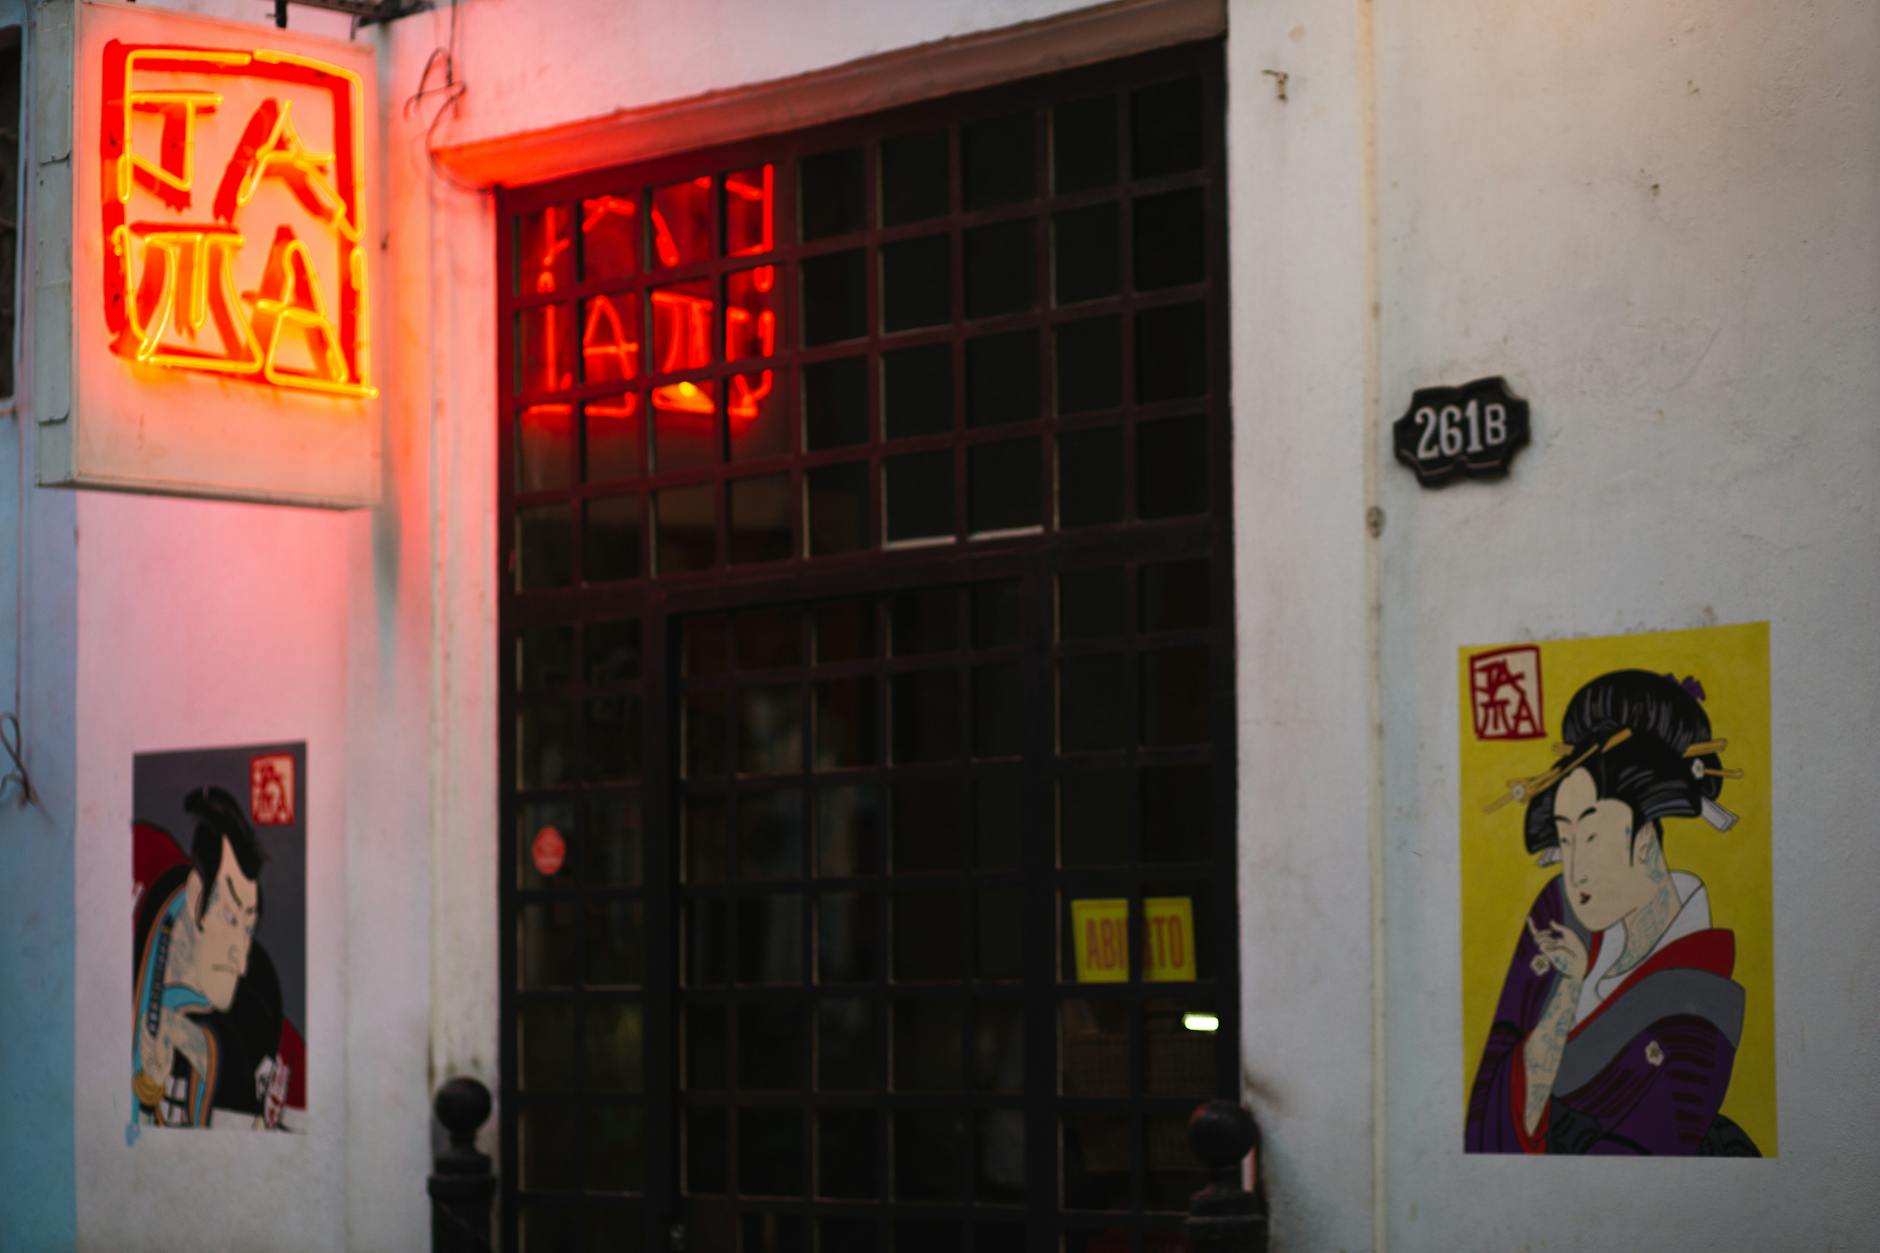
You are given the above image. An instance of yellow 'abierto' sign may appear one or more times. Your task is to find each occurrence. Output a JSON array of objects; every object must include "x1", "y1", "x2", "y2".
[{"x1": 1071, "y1": 897, "x2": 1197, "y2": 983}]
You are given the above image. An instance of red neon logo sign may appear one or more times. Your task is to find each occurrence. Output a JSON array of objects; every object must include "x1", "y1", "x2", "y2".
[
  {"x1": 100, "y1": 42, "x2": 375, "y2": 398},
  {"x1": 520, "y1": 167, "x2": 776, "y2": 430}
]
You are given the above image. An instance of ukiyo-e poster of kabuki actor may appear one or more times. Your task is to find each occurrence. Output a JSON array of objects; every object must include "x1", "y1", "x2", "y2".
[
  {"x1": 1459, "y1": 624, "x2": 1774, "y2": 1156},
  {"x1": 130, "y1": 743, "x2": 307, "y2": 1138}
]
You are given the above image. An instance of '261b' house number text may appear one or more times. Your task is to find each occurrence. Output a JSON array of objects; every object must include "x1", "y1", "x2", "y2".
[{"x1": 1393, "y1": 376, "x2": 1531, "y2": 486}]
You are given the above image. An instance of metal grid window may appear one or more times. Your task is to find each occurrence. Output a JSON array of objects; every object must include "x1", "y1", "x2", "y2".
[{"x1": 499, "y1": 41, "x2": 1235, "y2": 1253}]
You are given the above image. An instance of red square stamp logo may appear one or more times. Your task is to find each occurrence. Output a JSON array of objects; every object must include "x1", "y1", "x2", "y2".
[
  {"x1": 1469, "y1": 646, "x2": 1544, "y2": 741},
  {"x1": 250, "y1": 753, "x2": 296, "y2": 825}
]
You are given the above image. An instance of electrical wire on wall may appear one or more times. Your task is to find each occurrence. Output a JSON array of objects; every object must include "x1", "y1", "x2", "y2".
[{"x1": 404, "y1": 0, "x2": 481, "y2": 194}]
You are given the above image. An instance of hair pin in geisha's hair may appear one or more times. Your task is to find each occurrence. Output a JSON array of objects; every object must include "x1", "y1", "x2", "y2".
[{"x1": 1482, "y1": 729, "x2": 1632, "y2": 815}]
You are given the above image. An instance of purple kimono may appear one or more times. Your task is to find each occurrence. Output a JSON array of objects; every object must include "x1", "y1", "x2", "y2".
[{"x1": 1466, "y1": 879, "x2": 1755, "y2": 1155}]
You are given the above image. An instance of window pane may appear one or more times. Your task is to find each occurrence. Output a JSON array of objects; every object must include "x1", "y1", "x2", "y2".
[
  {"x1": 581, "y1": 194, "x2": 638, "y2": 281},
  {"x1": 685, "y1": 796, "x2": 728, "y2": 882},
  {"x1": 737, "y1": 605, "x2": 800, "y2": 669},
  {"x1": 686, "y1": 898, "x2": 731, "y2": 985},
  {"x1": 891, "y1": 669, "x2": 961, "y2": 765},
  {"x1": 516, "y1": 625, "x2": 574, "y2": 690},
  {"x1": 585, "y1": 1000, "x2": 645, "y2": 1090},
  {"x1": 651, "y1": 175, "x2": 713, "y2": 269},
  {"x1": 1056, "y1": 315, "x2": 1122, "y2": 415},
  {"x1": 881, "y1": 130, "x2": 948, "y2": 226},
  {"x1": 1063, "y1": 1112, "x2": 1130, "y2": 1210},
  {"x1": 584, "y1": 693, "x2": 640, "y2": 780},
  {"x1": 800, "y1": 248, "x2": 867, "y2": 345},
  {"x1": 1058, "y1": 566, "x2": 1126, "y2": 640},
  {"x1": 965, "y1": 330, "x2": 1039, "y2": 428},
  {"x1": 586, "y1": 898, "x2": 645, "y2": 985},
  {"x1": 800, "y1": 147, "x2": 865, "y2": 240},
  {"x1": 684, "y1": 693, "x2": 730, "y2": 784},
  {"x1": 516, "y1": 504, "x2": 573, "y2": 590},
  {"x1": 1134, "y1": 187, "x2": 1205, "y2": 290},
  {"x1": 1140, "y1": 558, "x2": 1211, "y2": 632},
  {"x1": 884, "y1": 450, "x2": 954, "y2": 544},
  {"x1": 815, "y1": 600, "x2": 874, "y2": 662},
  {"x1": 586, "y1": 793, "x2": 643, "y2": 886},
  {"x1": 686, "y1": 1107, "x2": 728, "y2": 1193},
  {"x1": 882, "y1": 234, "x2": 952, "y2": 333},
  {"x1": 686, "y1": 1004, "x2": 728, "y2": 1089},
  {"x1": 738, "y1": 1002, "x2": 806, "y2": 1090},
  {"x1": 1061, "y1": 997, "x2": 1129, "y2": 1096},
  {"x1": 816, "y1": 784, "x2": 881, "y2": 877},
  {"x1": 1057, "y1": 427, "x2": 1124, "y2": 528},
  {"x1": 1053, "y1": 95, "x2": 1118, "y2": 193},
  {"x1": 739, "y1": 684, "x2": 804, "y2": 775},
  {"x1": 651, "y1": 279, "x2": 715, "y2": 379},
  {"x1": 519, "y1": 901, "x2": 579, "y2": 989},
  {"x1": 655, "y1": 485, "x2": 716, "y2": 574},
  {"x1": 581, "y1": 293, "x2": 641, "y2": 385},
  {"x1": 893, "y1": 887, "x2": 965, "y2": 983},
  {"x1": 968, "y1": 439, "x2": 1041, "y2": 535},
  {"x1": 737, "y1": 787, "x2": 803, "y2": 879},
  {"x1": 1138, "y1": 414, "x2": 1209, "y2": 519},
  {"x1": 1053, "y1": 203, "x2": 1121, "y2": 306},
  {"x1": 1141, "y1": 646, "x2": 1210, "y2": 746},
  {"x1": 519, "y1": 1000, "x2": 575, "y2": 1091},
  {"x1": 519, "y1": 1105, "x2": 582, "y2": 1190},
  {"x1": 1145, "y1": 995, "x2": 1217, "y2": 1096},
  {"x1": 883, "y1": 343, "x2": 953, "y2": 440},
  {"x1": 892, "y1": 778, "x2": 963, "y2": 874},
  {"x1": 739, "y1": 1109, "x2": 804, "y2": 1196},
  {"x1": 728, "y1": 473, "x2": 792, "y2": 565},
  {"x1": 582, "y1": 494, "x2": 641, "y2": 584},
  {"x1": 815, "y1": 677, "x2": 877, "y2": 769},
  {"x1": 584, "y1": 394, "x2": 645, "y2": 483},
  {"x1": 1136, "y1": 301, "x2": 1207, "y2": 402},
  {"x1": 974, "y1": 775, "x2": 1025, "y2": 871},
  {"x1": 972, "y1": 662, "x2": 1025, "y2": 757},
  {"x1": 803, "y1": 356, "x2": 869, "y2": 450},
  {"x1": 819, "y1": 997, "x2": 882, "y2": 1090},
  {"x1": 724, "y1": 164, "x2": 775, "y2": 257},
  {"x1": 963, "y1": 112, "x2": 1035, "y2": 210},
  {"x1": 517, "y1": 702, "x2": 575, "y2": 789},
  {"x1": 1145, "y1": 1113, "x2": 1208, "y2": 1212},
  {"x1": 972, "y1": 579, "x2": 1022, "y2": 648},
  {"x1": 588, "y1": 616, "x2": 642, "y2": 681},
  {"x1": 653, "y1": 402, "x2": 720, "y2": 472},
  {"x1": 1132, "y1": 77, "x2": 1205, "y2": 178},
  {"x1": 973, "y1": 1001, "x2": 1025, "y2": 1093},
  {"x1": 976, "y1": 886, "x2": 1023, "y2": 981},
  {"x1": 819, "y1": 890, "x2": 882, "y2": 983},
  {"x1": 891, "y1": 586, "x2": 959, "y2": 656},
  {"x1": 965, "y1": 221, "x2": 1035, "y2": 319},
  {"x1": 894, "y1": 1110, "x2": 965, "y2": 1201},
  {"x1": 819, "y1": 1110, "x2": 880, "y2": 1198},
  {"x1": 807, "y1": 461, "x2": 869, "y2": 556},
  {"x1": 738, "y1": 894, "x2": 803, "y2": 984},
  {"x1": 516, "y1": 204, "x2": 575, "y2": 295},
  {"x1": 517, "y1": 303, "x2": 576, "y2": 395},
  {"x1": 893, "y1": 998, "x2": 962, "y2": 1090},
  {"x1": 517, "y1": 403, "x2": 574, "y2": 492},
  {"x1": 588, "y1": 1104, "x2": 646, "y2": 1192},
  {"x1": 1059, "y1": 654, "x2": 1127, "y2": 752},
  {"x1": 1060, "y1": 768, "x2": 1127, "y2": 866}
]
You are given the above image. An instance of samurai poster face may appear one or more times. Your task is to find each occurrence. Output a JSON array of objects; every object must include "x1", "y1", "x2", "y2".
[
  {"x1": 1458, "y1": 624, "x2": 1774, "y2": 1156},
  {"x1": 131, "y1": 743, "x2": 307, "y2": 1135}
]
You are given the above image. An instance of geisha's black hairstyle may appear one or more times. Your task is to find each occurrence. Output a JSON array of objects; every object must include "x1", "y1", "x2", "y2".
[{"x1": 1522, "y1": 669, "x2": 1725, "y2": 860}]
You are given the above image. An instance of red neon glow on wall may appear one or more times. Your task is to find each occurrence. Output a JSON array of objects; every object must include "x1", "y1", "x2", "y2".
[
  {"x1": 100, "y1": 42, "x2": 374, "y2": 397},
  {"x1": 522, "y1": 168, "x2": 776, "y2": 428}
]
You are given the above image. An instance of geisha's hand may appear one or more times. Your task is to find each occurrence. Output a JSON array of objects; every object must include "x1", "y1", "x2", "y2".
[{"x1": 1527, "y1": 917, "x2": 1589, "y2": 981}]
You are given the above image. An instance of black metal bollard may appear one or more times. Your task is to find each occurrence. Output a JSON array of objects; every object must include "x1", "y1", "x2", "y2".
[
  {"x1": 429, "y1": 1076, "x2": 496, "y2": 1253},
  {"x1": 1184, "y1": 1099, "x2": 1267, "y2": 1253}
]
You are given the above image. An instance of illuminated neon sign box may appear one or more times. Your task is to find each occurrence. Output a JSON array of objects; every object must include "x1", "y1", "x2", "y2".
[{"x1": 35, "y1": 2, "x2": 380, "y2": 507}]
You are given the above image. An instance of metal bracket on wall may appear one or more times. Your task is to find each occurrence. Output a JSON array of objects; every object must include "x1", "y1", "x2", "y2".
[
  {"x1": 0, "y1": 712, "x2": 37, "y2": 808},
  {"x1": 268, "y1": 0, "x2": 435, "y2": 30}
]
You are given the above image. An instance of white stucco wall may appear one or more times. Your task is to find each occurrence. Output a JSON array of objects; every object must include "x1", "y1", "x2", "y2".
[{"x1": 1373, "y1": 1, "x2": 1880, "y2": 1249}]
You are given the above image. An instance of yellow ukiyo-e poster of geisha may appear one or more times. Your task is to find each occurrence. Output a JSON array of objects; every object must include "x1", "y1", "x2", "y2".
[{"x1": 1459, "y1": 622, "x2": 1773, "y2": 1157}]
